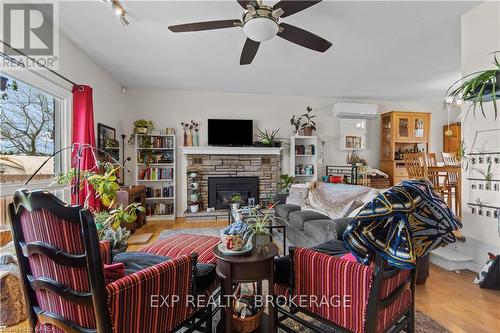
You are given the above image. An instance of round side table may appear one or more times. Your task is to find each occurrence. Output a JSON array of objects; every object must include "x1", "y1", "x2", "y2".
[{"x1": 213, "y1": 243, "x2": 279, "y2": 333}]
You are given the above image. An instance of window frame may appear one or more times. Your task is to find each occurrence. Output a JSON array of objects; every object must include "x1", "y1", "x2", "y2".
[{"x1": 0, "y1": 69, "x2": 72, "y2": 197}]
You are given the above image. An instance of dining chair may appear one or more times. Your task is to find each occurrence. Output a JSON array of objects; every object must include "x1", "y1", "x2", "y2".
[{"x1": 403, "y1": 152, "x2": 428, "y2": 179}]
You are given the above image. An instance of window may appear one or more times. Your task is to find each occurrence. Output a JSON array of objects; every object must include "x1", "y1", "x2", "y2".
[
  {"x1": 0, "y1": 73, "x2": 70, "y2": 225},
  {"x1": 1, "y1": 75, "x2": 60, "y2": 184},
  {"x1": 0, "y1": 72, "x2": 70, "y2": 197}
]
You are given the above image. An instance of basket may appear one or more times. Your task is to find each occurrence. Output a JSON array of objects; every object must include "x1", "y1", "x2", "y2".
[{"x1": 232, "y1": 284, "x2": 262, "y2": 333}]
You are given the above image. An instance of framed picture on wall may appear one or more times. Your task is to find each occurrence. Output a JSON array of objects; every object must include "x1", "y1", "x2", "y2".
[{"x1": 97, "y1": 123, "x2": 118, "y2": 159}]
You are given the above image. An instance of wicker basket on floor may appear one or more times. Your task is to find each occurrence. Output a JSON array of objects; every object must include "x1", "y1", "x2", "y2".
[{"x1": 232, "y1": 284, "x2": 262, "y2": 333}]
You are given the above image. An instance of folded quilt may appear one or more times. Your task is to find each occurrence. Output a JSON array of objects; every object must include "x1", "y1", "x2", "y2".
[
  {"x1": 343, "y1": 179, "x2": 462, "y2": 268},
  {"x1": 301, "y1": 181, "x2": 377, "y2": 220}
]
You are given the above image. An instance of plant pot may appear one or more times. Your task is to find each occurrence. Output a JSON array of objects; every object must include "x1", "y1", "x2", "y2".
[
  {"x1": 302, "y1": 127, "x2": 314, "y2": 136},
  {"x1": 136, "y1": 126, "x2": 148, "y2": 134},
  {"x1": 190, "y1": 193, "x2": 199, "y2": 201},
  {"x1": 254, "y1": 234, "x2": 269, "y2": 248},
  {"x1": 190, "y1": 182, "x2": 199, "y2": 190},
  {"x1": 188, "y1": 172, "x2": 198, "y2": 178},
  {"x1": 190, "y1": 204, "x2": 199, "y2": 213}
]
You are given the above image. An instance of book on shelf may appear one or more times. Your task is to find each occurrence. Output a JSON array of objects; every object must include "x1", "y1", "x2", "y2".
[
  {"x1": 146, "y1": 202, "x2": 174, "y2": 216},
  {"x1": 138, "y1": 167, "x2": 174, "y2": 181},
  {"x1": 145, "y1": 186, "x2": 175, "y2": 198}
]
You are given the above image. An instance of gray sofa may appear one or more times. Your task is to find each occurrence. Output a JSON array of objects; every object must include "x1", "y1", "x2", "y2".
[{"x1": 275, "y1": 203, "x2": 353, "y2": 248}]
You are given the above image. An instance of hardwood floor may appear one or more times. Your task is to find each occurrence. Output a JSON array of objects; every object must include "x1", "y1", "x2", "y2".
[{"x1": 5, "y1": 218, "x2": 499, "y2": 333}]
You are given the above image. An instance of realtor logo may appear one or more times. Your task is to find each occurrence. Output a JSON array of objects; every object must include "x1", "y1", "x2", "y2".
[{"x1": 1, "y1": 1, "x2": 59, "y2": 69}]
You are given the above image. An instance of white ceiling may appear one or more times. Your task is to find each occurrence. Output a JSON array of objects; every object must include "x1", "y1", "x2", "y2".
[{"x1": 59, "y1": 1, "x2": 478, "y2": 101}]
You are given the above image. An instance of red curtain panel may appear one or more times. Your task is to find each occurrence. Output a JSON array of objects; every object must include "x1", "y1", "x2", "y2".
[{"x1": 71, "y1": 85, "x2": 99, "y2": 210}]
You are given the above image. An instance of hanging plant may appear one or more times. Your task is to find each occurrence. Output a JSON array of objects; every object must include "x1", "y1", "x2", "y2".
[{"x1": 445, "y1": 51, "x2": 499, "y2": 119}]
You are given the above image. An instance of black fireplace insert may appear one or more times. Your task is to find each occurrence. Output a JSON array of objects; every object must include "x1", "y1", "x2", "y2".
[{"x1": 208, "y1": 177, "x2": 259, "y2": 209}]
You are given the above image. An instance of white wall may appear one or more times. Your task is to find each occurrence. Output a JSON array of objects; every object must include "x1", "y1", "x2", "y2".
[
  {"x1": 122, "y1": 89, "x2": 450, "y2": 214},
  {"x1": 457, "y1": 2, "x2": 500, "y2": 264}
]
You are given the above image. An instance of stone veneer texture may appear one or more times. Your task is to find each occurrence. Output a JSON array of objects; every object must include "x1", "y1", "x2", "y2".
[{"x1": 186, "y1": 154, "x2": 280, "y2": 209}]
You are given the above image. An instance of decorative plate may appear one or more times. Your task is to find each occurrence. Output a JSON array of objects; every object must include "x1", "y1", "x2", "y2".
[{"x1": 218, "y1": 242, "x2": 253, "y2": 256}]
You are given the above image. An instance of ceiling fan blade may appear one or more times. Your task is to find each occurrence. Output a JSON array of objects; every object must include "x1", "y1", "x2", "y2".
[
  {"x1": 273, "y1": 0, "x2": 321, "y2": 17},
  {"x1": 237, "y1": 0, "x2": 257, "y2": 9},
  {"x1": 169, "y1": 19, "x2": 240, "y2": 33},
  {"x1": 277, "y1": 23, "x2": 332, "y2": 52},
  {"x1": 240, "y1": 38, "x2": 260, "y2": 65}
]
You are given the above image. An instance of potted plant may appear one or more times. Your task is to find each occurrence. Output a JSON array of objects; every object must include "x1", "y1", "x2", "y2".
[
  {"x1": 231, "y1": 192, "x2": 242, "y2": 209},
  {"x1": 476, "y1": 163, "x2": 493, "y2": 190},
  {"x1": 56, "y1": 163, "x2": 145, "y2": 251},
  {"x1": 128, "y1": 119, "x2": 154, "y2": 144},
  {"x1": 247, "y1": 205, "x2": 274, "y2": 250},
  {"x1": 301, "y1": 106, "x2": 317, "y2": 136},
  {"x1": 445, "y1": 52, "x2": 499, "y2": 119},
  {"x1": 256, "y1": 128, "x2": 281, "y2": 147},
  {"x1": 277, "y1": 174, "x2": 295, "y2": 195},
  {"x1": 476, "y1": 198, "x2": 487, "y2": 216}
]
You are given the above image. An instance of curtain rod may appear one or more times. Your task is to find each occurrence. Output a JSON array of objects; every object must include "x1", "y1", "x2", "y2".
[{"x1": 0, "y1": 40, "x2": 80, "y2": 87}]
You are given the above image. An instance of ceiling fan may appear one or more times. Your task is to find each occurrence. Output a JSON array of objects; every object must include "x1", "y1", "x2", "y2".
[{"x1": 168, "y1": 0, "x2": 332, "y2": 65}]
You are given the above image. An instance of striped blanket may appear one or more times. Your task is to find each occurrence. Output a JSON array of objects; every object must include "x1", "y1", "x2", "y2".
[{"x1": 343, "y1": 179, "x2": 462, "y2": 268}]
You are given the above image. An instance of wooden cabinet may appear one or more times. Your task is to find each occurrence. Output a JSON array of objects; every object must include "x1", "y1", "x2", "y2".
[
  {"x1": 380, "y1": 111, "x2": 431, "y2": 185},
  {"x1": 443, "y1": 123, "x2": 461, "y2": 153}
]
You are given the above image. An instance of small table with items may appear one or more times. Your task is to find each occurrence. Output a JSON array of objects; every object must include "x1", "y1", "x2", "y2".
[
  {"x1": 213, "y1": 243, "x2": 279, "y2": 333},
  {"x1": 230, "y1": 206, "x2": 288, "y2": 254}
]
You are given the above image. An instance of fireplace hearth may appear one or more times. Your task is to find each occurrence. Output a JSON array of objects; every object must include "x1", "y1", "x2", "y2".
[{"x1": 208, "y1": 177, "x2": 259, "y2": 209}]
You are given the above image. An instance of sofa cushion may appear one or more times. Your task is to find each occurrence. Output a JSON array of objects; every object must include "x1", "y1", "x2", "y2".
[
  {"x1": 303, "y1": 219, "x2": 339, "y2": 245},
  {"x1": 289, "y1": 210, "x2": 329, "y2": 231},
  {"x1": 275, "y1": 204, "x2": 301, "y2": 221}
]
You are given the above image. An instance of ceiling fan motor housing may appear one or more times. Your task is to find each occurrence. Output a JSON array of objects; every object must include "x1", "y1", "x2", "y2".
[{"x1": 242, "y1": 6, "x2": 279, "y2": 42}]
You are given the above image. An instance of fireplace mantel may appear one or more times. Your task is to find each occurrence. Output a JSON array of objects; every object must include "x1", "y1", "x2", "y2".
[{"x1": 180, "y1": 146, "x2": 282, "y2": 155}]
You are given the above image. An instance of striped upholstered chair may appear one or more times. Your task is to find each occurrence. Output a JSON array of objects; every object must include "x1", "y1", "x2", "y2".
[
  {"x1": 9, "y1": 189, "x2": 211, "y2": 333},
  {"x1": 275, "y1": 246, "x2": 416, "y2": 333}
]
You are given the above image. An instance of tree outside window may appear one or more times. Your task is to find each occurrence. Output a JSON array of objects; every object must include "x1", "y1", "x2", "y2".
[{"x1": 0, "y1": 76, "x2": 56, "y2": 184}]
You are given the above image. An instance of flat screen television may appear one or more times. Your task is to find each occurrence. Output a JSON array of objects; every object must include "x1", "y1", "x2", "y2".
[{"x1": 208, "y1": 119, "x2": 253, "y2": 146}]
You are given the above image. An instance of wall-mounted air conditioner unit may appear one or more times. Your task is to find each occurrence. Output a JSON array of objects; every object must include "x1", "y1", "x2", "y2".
[{"x1": 334, "y1": 103, "x2": 379, "y2": 119}]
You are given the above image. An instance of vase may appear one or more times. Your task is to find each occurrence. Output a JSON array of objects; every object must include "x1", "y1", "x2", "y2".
[
  {"x1": 187, "y1": 130, "x2": 193, "y2": 146},
  {"x1": 183, "y1": 130, "x2": 188, "y2": 146},
  {"x1": 194, "y1": 129, "x2": 200, "y2": 146},
  {"x1": 190, "y1": 204, "x2": 199, "y2": 213}
]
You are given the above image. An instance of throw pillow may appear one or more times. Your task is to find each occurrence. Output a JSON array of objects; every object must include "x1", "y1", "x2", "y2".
[
  {"x1": 286, "y1": 183, "x2": 309, "y2": 206},
  {"x1": 104, "y1": 263, "x2": 125, "y2": 284}
]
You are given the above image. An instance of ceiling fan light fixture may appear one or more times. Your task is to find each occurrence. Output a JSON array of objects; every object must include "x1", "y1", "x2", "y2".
[{"x1": 242, "y1": 17, "x2": 278, "y2": 42}]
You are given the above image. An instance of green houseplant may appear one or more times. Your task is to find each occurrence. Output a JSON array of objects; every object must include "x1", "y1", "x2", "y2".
[
  {"x1": 256, "y1": 128, "x2": 281, "y2": 147},
  {"x1": 56, "y1": 163, "x2": 144, "y2": 250},
  {"x1": 277, "y1": 174, "x2": 295, "y2": 194},
  {"x1": 445, "y1": 52, "x2": 499, "y2": 119},
  {"x1": 301, "y1": 106, "x2": 317, "y2": 136},
  {"x1": 247, "y1": 205, "x2": 273, "y2": 249},
  {"x1": 128, "y1": 119, "x2": 154, "y2": 144}
]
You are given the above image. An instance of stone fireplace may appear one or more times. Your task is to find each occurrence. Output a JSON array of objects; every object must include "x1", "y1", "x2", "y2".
[
  {"x1": 208, "y1": 176, "x2": 259, "y2": 209},
  {"x1": 181, "y1": 146, "x2": 282, "y2": 212}
]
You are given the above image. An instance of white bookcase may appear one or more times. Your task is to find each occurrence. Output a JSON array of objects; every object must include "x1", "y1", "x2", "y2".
[
  {"x1": 135, "y1": 134, "x2": 176, "y2": 221},
  {"x1": 290, "y1": 135, "x2": 318, "y2": 183}
]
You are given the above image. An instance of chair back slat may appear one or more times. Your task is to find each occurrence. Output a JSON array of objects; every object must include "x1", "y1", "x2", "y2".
[{"x1": 9, "y1": 190, "x2": 112, "y2": 333}]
